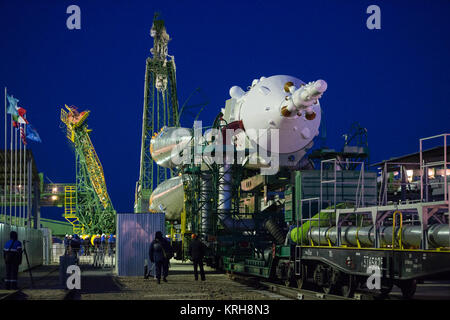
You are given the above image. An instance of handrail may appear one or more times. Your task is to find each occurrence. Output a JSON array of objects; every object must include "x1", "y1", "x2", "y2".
[
  {"x1": 356, "y1": 226, "x2": 362, "y2": 248},
  {"x1": 325, "y1": 227, "x2": 332, "y2": 247},
  {"x1": 308, "y1": 226, "x2": 314, "y2": 246},
  {"x1": 392, "y1": 210, "x2": 403, "y2": 249}
]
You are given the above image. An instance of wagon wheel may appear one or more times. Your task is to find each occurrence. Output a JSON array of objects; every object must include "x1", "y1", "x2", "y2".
[
  {"x1": 320, "y1": 266, "x2": 337, "y2": 295},
  {"x1": 379, "y1": 279, "x2": 394, "y2": 297},
  {"x1": 284, "y1": 266, "x2": 296, "y2": 287},
  {"x1": 399, "y1": 279, "x2": 417, "y2": 299},
  {"x1": 340, "y1": 274, "x2": 357, "y2": 298},
  {"x1": 322, "y1": 283, "x2": 335, "y2": 294},
  {"x1": 296, "y1": 263, "x2": 307, "y2": 289}
]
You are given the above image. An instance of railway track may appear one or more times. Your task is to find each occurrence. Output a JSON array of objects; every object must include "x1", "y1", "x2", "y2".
[
  {"x1": 258, "y1": 281, "x2": 380, "y2": 300},
  {"x1": 227, "y1": 272, "x2": 389, "y2": 301}
]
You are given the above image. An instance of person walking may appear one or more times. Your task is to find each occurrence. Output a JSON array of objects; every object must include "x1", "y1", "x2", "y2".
[
  {"x1": 188, "y1": 234, "x2": 206, "y2": 281},
  {"x1": 3, "y1": 231, "x2": 23, "y2": 290},
  {"x1": 149, "y1": 231, "x2": 173, "y2": 284}
]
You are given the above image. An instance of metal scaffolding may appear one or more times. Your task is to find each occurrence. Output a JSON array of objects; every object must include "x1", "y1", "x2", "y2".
[
  {"x1": 60, "y1": 105, "x2": 116, "y2": 234},
  {"x1": 135, "y1": 14, "x2": 179, "y2": 213}
]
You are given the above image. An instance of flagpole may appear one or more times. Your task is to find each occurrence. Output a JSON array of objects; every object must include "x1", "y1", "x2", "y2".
[
  {"x1": 14, "y1": 126, "x2": 17, "y2": 226},
  {"x1": 3, "y1": 87, "x2": 6, "y2": 223},
  {"x1": 21, "y1": 125, "x2": 25, "y2": 226},
  {"x1": 19, "y1": 124, "x2": 22, "y2": 226},
  {"x1": 24, "y1": 124, "x2": 27, "y2": 227},
  {"x1": 18, "y1": 125, "x2": 21, "y2": 225},
  {"x1": 27, "y1": 156, "x2": 31, "y2": 229},
  {"x1": 9, "y1": 113, "x2": 12, "y2": 225}
]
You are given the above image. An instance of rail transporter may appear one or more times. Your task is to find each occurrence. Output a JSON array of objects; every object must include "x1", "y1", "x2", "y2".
[{"x1": 148, "y1": 74, "x2": 450, "y2": 299}]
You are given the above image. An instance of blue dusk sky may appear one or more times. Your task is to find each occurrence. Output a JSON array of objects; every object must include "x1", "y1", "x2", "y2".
[{"x1": 0, "y1": 0, "x2": 449, "y2": 217}]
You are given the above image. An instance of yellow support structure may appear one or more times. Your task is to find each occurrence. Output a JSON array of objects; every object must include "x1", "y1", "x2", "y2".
[
  {"x1": 64, "y1": 185, "x2": 84, "y2": 234},
  {"x1": 60, "y1": 105, "x2": 116, "y2": 234},
  {"x1": 61, "y1": 105, "x2": 112, "y2": 210},
  {"x1": 80, "y1": 131, "x2": 110, "y2": 209}
]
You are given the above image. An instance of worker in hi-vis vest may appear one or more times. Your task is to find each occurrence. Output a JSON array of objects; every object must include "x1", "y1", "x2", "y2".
[{"x1": 3, "y1": 231, "x2": 23, "y2": 290}]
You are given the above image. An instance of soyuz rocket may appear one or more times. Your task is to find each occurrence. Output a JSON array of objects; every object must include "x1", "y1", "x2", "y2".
[{"x1": 148, "y1": 75, "x2": 328, "y2": 220}]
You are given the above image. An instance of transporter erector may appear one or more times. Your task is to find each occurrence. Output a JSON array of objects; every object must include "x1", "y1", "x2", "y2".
[{"x1": 148, "y1": 74, "x2": 450, "y2": 299}]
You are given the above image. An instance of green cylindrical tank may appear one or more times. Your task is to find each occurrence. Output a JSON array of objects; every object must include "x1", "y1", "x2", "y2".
[
  {"x1": 290, "y1": 203, "x2": 352, "y2": 244},
  {"x1": 290, "y1": 210, "x2": 335, "y2": 244}
]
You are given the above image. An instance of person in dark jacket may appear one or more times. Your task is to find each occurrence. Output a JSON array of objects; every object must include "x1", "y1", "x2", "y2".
[
  {"x1": 83, "y1": 235, "x2": 91, "y2": 256},
  {"x1": 64, "y1": 234, "x2": 70, "y2": 255},
  {"x1": 3, "y1": 231, "x2": 23, "y2": 290},
  {"x1": 107, "y1": 234, "x2": 116, "y2": 257},
  {"x1": 188, "y1": 234, "x2": 206, "y2": 281},
  {"x1": 79, "y1": 236, "x2": 85, "y2": 256},
  {"x1": 149, "y1": 231, "x2": 173, "y2": 284},
  {"x1": 70, "y1": 234, "x2": 81, "y2": 259},
  {"x1": 101, "y1": 234, "x2": 107, "y2": 251}
]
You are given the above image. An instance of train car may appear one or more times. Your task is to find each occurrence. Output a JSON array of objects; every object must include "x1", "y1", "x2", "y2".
[{"x1": 224, "y1": 149, "x2": 450, "y2": 299}]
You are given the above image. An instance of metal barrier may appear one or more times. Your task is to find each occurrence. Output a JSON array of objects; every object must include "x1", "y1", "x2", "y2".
[
  {"x1": 116, "y1": 213, "x2": 165, "y2": 276},
  {"x1": 0, "y1": 223, "x2": 43, "y2": 280},
  {"x1": 50, "y1": 243, "x2": 116, "y2": 268}
]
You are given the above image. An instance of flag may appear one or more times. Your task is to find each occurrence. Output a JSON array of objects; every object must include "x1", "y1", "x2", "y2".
[
  {"x1": 12, "y1": 114, "x2": 19, "y2": 128},
  {"x1": 7, "y1": 95, "x2": 28, "y2": 123},
  {"x1": 6, "y1": 95, "x2": 19, "y2": 116},
  {"x1": 6, "y1": 94, "x2": 40, "y2": 142},
  {"x1": 15, "y1": 105, "x2": 28, "y2": 124},
  {"x1": 20, "y1": 125, "x2": 27, "y2": 145},
  {"x1": 16, "y1": 106, "x2": 26, "y2": 118},
  {"x1": 26, "y1": 124, "x2": 42, "y2": 143},
  {"x1": 12, "y1": 114, "x2": 27, "y2": 126},
  {"x1": 17, "y1": 115, "x2": 28, "y2": 125}
]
